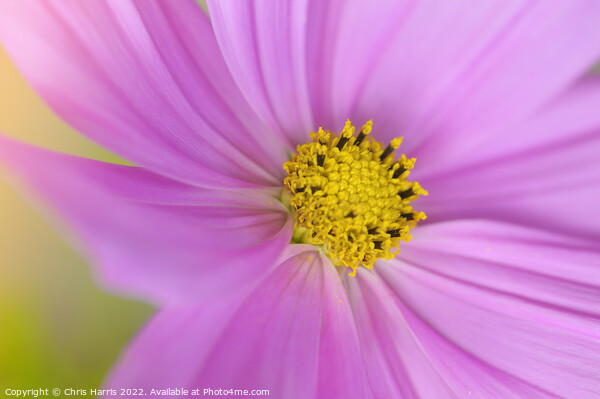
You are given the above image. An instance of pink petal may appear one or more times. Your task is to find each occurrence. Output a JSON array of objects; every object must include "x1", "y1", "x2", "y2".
[
  {"x1": 0, "y1": 137, "x2": 292, "y2": 304},
  {"x1": 374, "y1": 220, "x2": 600, "y2": 398},
  {"x1": 348, "y1": 269, "x2": 565, "y2": 398},
  {"x1": 206, "y1": 0, "x2": 418, "y2": 140},
  {"x1": 417, "y1": 77, "x2": 600, "y2": 240},
  {"x1": 342, "y1": 2, "x2": 600, "y2": 167},
  {"x1": 207, "y1": 1, "x2": 600, "y2": 165},
  {"x1": 106, "y1": 246, "x2": 371, "y2": 399},
  {"x1": 344, "y1": 271, "x2": 456, "y2": 399},
  {"x1": 0, "y1": 0, "x2": 287, "y2": 188},
  {"x1": 207, "y1": 1, "x2": 315, "y2": 146}
]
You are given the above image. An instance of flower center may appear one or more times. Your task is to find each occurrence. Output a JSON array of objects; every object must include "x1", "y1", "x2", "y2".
[{"x1": 283, "y1": 120, "x2": 427, "y2": 276}]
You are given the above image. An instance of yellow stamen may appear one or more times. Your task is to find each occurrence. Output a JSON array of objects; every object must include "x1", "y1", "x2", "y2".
[{"x1": 283, "y1": 120, "x2": 427, "y2": 276}]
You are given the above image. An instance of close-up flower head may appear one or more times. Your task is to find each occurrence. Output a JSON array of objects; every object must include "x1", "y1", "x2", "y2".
[{"x1": 1, "y1": 1, "x2": 599, "y2": 398}]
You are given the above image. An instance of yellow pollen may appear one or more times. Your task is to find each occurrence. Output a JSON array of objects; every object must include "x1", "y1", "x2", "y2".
[{"x1": 283, "y1": 120, "x2": 427, "y2": 276}]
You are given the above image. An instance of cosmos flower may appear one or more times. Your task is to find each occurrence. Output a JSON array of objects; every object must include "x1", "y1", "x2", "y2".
[{"x1": 1, "y1": 1, "x2": 600, "y2": 398}]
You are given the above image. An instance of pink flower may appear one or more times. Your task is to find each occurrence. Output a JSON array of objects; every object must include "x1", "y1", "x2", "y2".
[{"x1": 1, "y1": 1, "x2": 600, "y2": 398}]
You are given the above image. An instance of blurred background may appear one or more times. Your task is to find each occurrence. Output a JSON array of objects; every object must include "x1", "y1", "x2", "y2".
[
  {"x1": 0, "y1": 1, "x2": 208, "y2": 389},
  {"x1": 0, "y1": 47, "x2": 154, "y2": 388},
  {"x1": 0, "y1": 0, "x2": 599, "y2": 388}
]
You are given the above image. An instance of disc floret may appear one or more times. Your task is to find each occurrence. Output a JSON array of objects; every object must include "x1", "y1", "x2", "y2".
[{"x1": 283, "y1": 120, "x2": 427, "y2": 275}]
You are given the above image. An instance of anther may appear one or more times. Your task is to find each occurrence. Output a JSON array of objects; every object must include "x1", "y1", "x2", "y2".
[
  {"x1": 387, "y1": 229, "x2": 400, "y2": 237},
  {"x1": 398, "y1": 187, "x2": 415, "y2": 199},
  {"x1": 354, "y1": 121, "x2": 372, "y2": 147},
  {"x1": 367, "y1": 227, "x2": 378, "y2": 234},
  {"x1": 401, "y1": 213, "x2": 414, "y2": 221},
  {"x1": 317, "y1": 154, "x2": 325, "y2": 166},
  {"x1": 380, "y1": 137, "x2": 403, "y2": 161},
  {"x1": 373, "y1": 241, "x2": 383, "y2": 250},
  {"x1": 354, "y1": 131, "x2": 366, "y2": 146},
  {"x1": 379, "y1": 144, "x2": 395, "y2": 161},
  {"x1": 393, "y1": 165, "x2": 407, "y2": 179},
  {"x1": 336, "y1": 136, "x2": 350, "y2": 150}
]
